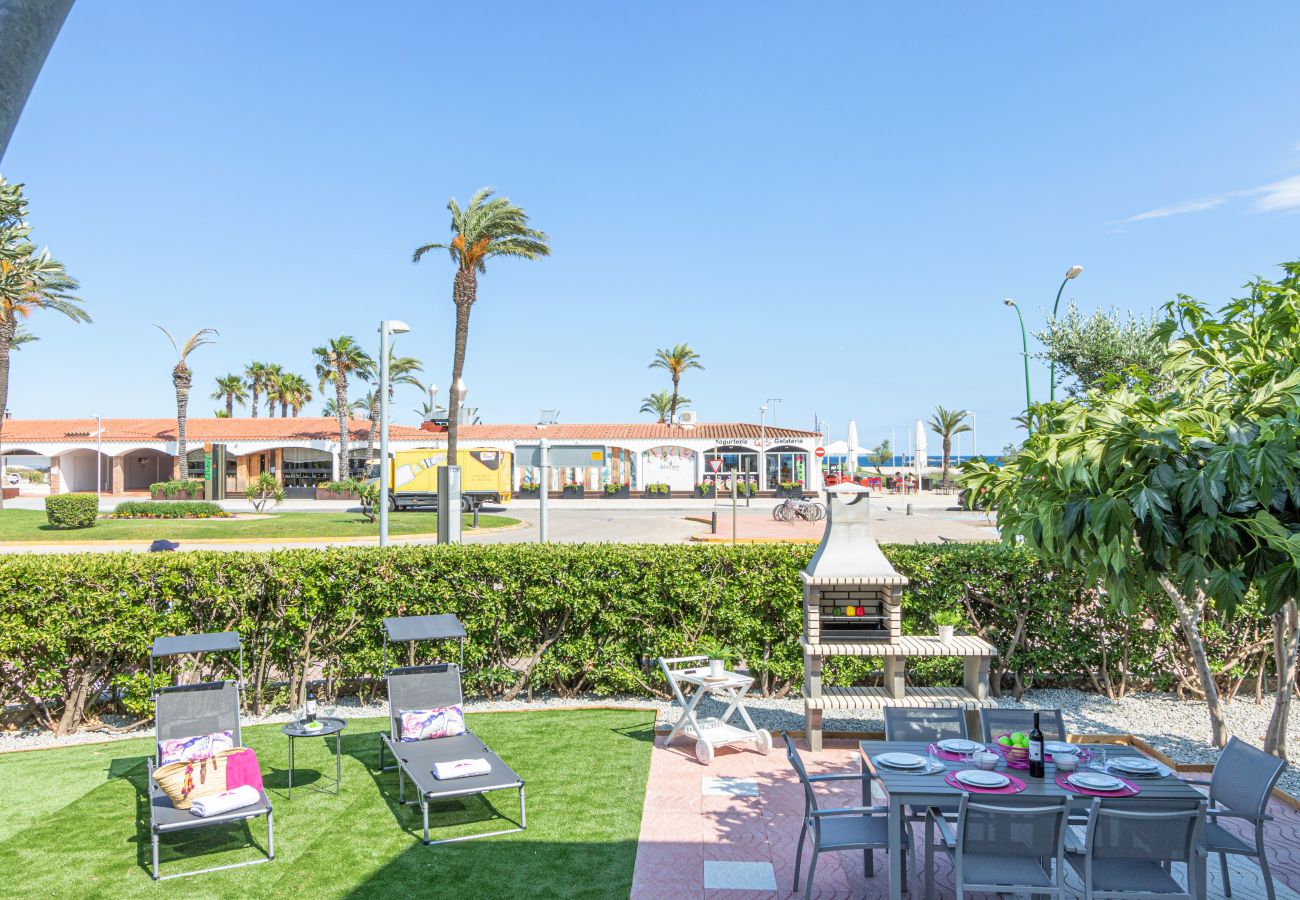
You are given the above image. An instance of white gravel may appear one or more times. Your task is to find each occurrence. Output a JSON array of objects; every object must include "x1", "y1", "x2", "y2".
[{"x1": 4, "y1": 688, "x2": 1295, "y2": 799}]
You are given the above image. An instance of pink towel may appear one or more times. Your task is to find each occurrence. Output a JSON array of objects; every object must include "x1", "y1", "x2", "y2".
[{"x1": 224, "y1": 748, "x2": 264, "y2": 793}]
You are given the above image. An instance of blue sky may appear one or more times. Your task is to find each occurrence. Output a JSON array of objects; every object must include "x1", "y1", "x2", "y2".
[{"x1": 4, "y1": 1, "x2": 1299, "y2": 453}]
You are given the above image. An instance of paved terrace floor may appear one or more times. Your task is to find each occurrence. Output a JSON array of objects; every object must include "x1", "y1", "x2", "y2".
[{"x1": 632, "y1": 737, "x2": 1300, "y2": 900}]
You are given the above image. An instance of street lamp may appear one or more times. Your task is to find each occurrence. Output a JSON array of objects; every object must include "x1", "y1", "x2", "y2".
[
  {"x1": 1049, "y1": 265, "x2": 1083, "y2": 403},
  {"x1": 759, "y1": 404, "x2": 767, "y2": 490},
  {"x1": 1004, "y1": 299, "x2": 1033, "y2": 432},
  {"x1": 378, "y1": 319, "x2": 411, "y2": 547},
  {"x1": 765, "y1": 397, "x2": 783, "y2": 429},
  {"x1": 962, "y1": 409, "x2": 976, "y2": 460}
]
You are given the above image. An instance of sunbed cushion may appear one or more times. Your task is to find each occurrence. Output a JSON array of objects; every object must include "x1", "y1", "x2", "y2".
[
  {"x1": 400, "y1": 705, "x2": 466, "y2": 741},
  {"x1": 159, "y1": 729, "x2": 234, "y2": 765}
]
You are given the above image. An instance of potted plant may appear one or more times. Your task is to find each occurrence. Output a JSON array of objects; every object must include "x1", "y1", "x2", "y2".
[
  {"x1": 694, "y1": 481, "x2": 715, "y2": 498},
  {"x1": 735, "y1": 481, "x2": 757, "y2": 498},
  {"x1": 644, "y1": 482, "x2": 671, "y2": 499},
  {"x1": 517, "y1": 483, "x2": 543, "y2": 498},
  {"x1": 776, "y1": 480, "x2": 804, "y2": 499},
  {"x1": 933, "y1": 608, "x2": 964, "y2": 644},
  {"x1": 150, "y1": 479, "x2": 206, "y2": 501},
  {"x1": 602, "y1": 482, "x2": 630, "y2": 499},
  {"x1": 314, "y1": 479, "x2": 359, "y2": 501},
  {"x1": 561, "y1": 482, "x2": 584, "y2": 498}
]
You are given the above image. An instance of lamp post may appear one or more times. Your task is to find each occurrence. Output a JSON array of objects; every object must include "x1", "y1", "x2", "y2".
[
  {"x1": 377, "y1": 319, "x2": 411, "y2": 547},
  {"x1": 962, "y1": 409, "x2": 976, "y2": 461},
  {"x1": 1049, "y1": 265, "x2": 1083, "y2": 403},
  {"x1": 759, "y1": 404, "x2": 767, "y2": 491},
  {"x1": 765, "y1": 397, "x2": 782, "y2": 429},
  {"x1": 1004, "y1": 299, "x2": 1033, "y2": 432}
]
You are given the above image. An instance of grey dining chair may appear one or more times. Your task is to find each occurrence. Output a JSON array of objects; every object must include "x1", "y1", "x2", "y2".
[
  {"x1": 884, "y1": 708, "x2": 969, "y2": 742},
  {"x1": 979, "y1": 707, "x2": 1067, "y2": 742},
  {"x1": 1185, "y1": 736, "x2": 1285, "y2": 900},
  {"x1": 1066, "y1": 799, "x2": 1204, "y2": 900},
  {"x1": 925, "y1": 794, "x2": 1070, "y2": 900},
  {"x1": 783, "y1": 732, "x2": 914, "y2": 898}
]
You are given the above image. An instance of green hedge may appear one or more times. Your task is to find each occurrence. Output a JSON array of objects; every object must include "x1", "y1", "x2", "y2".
[
  {"x1": 110, "y1": 501, "x2": 229, "y2": 519},
  {"x1": 0, "y1": 543, "x2": 1273, "y2": 735},
  {"x1": 43, "y1": 494, "x2": 98, "y2": 529},
  {"x1": 149, "y1": 479, "x2": 204, "y2": 497}
]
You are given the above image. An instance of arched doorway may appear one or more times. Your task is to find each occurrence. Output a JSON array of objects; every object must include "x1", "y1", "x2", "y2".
[{"x1": 118, "y1": 449, "x2": 172, "y2": 491}]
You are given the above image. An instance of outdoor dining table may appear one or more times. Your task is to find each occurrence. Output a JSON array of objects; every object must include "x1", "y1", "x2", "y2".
[{"x1": 859, "y1": 739, "x2": 1209, "y2": 900}]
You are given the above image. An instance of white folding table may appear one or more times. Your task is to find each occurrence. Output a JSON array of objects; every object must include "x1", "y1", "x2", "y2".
[{"x1": 659, "y1": 655, "x2": 773, "y2": 764}]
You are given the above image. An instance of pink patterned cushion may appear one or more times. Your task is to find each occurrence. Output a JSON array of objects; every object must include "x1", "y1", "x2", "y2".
[
  {"x1": 158, "y1": 730, "x2": 234, "y2": 765},
  {"x1": 399, "y1": 706, "x2": 466, "y2": 742}
]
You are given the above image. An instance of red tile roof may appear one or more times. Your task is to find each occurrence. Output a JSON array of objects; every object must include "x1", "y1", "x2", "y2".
[
  {"x1": 417, "y1": 423, "x2": 819, "y2": 441},
  {"x1": 0, "y1": 417, "x2": 434, "y2": 444}
]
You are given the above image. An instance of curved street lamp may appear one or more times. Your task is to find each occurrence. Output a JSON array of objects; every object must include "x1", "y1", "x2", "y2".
[
  {"x1": 1049, "y1": 265, "x2": 1083, "y2": 402},
  {"x1": 1004, "y1": 299, "x2": 1033, "y2": 433}
]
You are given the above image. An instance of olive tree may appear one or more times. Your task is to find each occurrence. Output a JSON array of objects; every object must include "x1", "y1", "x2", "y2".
[{"x1": 964, "y1": 262, "x2": 1300, "y2": 757}]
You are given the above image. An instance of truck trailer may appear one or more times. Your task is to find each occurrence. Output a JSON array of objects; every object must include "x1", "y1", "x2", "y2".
[{"x1": 368, "y1": 448, "x2": 513, "y2": 511}]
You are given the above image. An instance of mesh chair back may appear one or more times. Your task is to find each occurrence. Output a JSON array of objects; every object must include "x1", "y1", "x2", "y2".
[
  {"x1": 1211, "y1": 736, "x2": 1285, "y2": 816},
  {"x1": 154, "y1": 681, "x2": 242, "y2": 753},
  {"x1": 958, "y1": 795, "x2": 1069, "y2": 858},
  {"x1": 782, "y1": 731, "x2": 820, "y2": 814},
  {"x1": 884, "y1": 707, "x2": 968, "y2": 741},
  {"x1": 386, "y1": 664, "x2": 464, "y2": 739},
  {"x1": 979, "y1": 708, "x2": 1066, "y2": 742},
  {"x1": 1086, "y1": 800, "x2": 1202, "y2": 863}
]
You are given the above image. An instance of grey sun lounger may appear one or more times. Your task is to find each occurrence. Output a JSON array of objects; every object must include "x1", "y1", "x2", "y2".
[
  {"x1": 377, "y1": 620, "x2": 524, "y2": 845},
  {"x1": 146, "y1": 632, "x2": 274, "y2": 880}
]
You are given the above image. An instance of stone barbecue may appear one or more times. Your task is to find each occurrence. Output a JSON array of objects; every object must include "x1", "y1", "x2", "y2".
[{"x1": 801, "y1": 486, "x2": 996, "y2": 750}]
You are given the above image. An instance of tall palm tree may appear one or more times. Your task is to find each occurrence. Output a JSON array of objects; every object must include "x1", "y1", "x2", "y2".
[
  {"x1": 313, "y1": 336, "x2": 373, "y2": 478},
  {"x1": 928, "y1": 405, "x2": 972, "y2": 485},
  {"x1": 278, "y1": 372, "x2": 312, "y2": 417},
  {"x1": 210, "y1": 373, "x2": 248, "y2": 416},
  {"x1": 649, "y1": 344, "x2": 703, "y2": 422},
  {"x1": 156, "y1": 326, "x2": 217, "y2": 480},
  {"x1": 363, "y1": 345, "x2": 423, "y2": 456},
  {"x1": 322, "y1": 396, "x2": 366, "y2": 418},
  {"x1": 639, "y1": 389, "x2": 684, "y2": 424},
  {"x1": 243, "y1": 361, "x2": 271, "y2": 419},
  {"x1": 413, "y1": 187, "x2": 550, "y2": 459},
  {"x1": 262, "y1": 363, "x2": 285, "y2": 417}
]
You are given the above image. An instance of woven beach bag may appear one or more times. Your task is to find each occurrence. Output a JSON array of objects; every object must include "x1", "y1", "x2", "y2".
[{"x1": 153, "y1": 750, "x2": 235, "y2": 809}]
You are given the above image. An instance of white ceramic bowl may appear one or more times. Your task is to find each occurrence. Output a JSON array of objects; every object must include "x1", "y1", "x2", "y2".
[
  {"x1": 1054, "y1": 752, "x2": 1079, "y2": 772},
  {"x1": 975, "y1": 752, "x2": 999, "y2": 771}
]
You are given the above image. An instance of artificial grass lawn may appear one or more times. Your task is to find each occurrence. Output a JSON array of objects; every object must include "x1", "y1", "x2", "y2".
[
  {"x1": 0, "y1": 509, "x2": 517, "y2": 542},
  {"x1": 0, "y1": 709, "x2": 654, "y2": 899}
]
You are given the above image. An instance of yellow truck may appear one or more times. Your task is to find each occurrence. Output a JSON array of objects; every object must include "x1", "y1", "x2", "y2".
[{"x1": 368, "y1": 448, "x2": 513, "y2": 512}]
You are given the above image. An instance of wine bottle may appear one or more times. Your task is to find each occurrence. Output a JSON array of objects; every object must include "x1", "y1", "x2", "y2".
[
  {"x1": 1028, "y1": 711, "x2": 1045, "y2": 778},
  {"x1": 306, "y1": 689, "x2": 317, "y2": 724}
]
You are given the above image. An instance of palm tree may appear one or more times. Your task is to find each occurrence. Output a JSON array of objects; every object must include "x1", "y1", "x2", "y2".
[
  {"x1": 649, "y1": 344, "x2": 703, "y2": 422},
  {"x1": 413, "y1": 187, "x2": 550, "y2": 459},
  {"x1": 321, "y1": 396, "x2": 366, "y2": 418},
  {"x1": 262, "y1": 363, "x2": 285, "y2": 417},
  {"x1": 243, "y1": 361, "x2": 271, "y2": 419},
  {"x1": 210, "y1": 374, "x2": 248, "y2": 416},
  {"x1": 0, "y1": 177, "x2": 88, "y2": 507},
  {"x1": 928, "y1": 405, "x2": 972, "y2": 486},
  {"x1": 313, "y1": 336, "x2": 373, "y2": 478},
  {"x1": 639, "y1": 390, "x2": 683, "y2": 424},
  {"x1": 156, "y1": 326, "x2": 217, "y2": 480},
  {"x1": 363, "y1": 346, "x2": 423, "y2": 456},
  {"x1": 278, "y1": 372, "x2": 312, "y2": 417}
]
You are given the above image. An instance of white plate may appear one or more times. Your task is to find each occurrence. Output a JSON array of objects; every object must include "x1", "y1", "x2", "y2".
[
  {"x1": 1045, "y1": 741, "x2": 1075, "y2": 754},
  {"x1": 876, "y1": 752, "x2": 926, "y2": 769},
  {"x1": 1069, "y1": 772, "x2": 1123, "y2": 791},
  {"x1": 937, "y1": 739, "x2": 982, "y2": 753},
  {"x1": 955, "y1": 769, "x2": 1010, "y2": 788},
  {"x1": 1109, "y1": 757, "x2": 1160, "y2": 774}
]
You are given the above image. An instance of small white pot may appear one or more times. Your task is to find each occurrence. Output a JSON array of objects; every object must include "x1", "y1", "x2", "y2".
[
  {"x1": 937, "y1": 625, "x2": 955, "y2": 644},
  {"x1": 708, "y1": 659, "x2": 724, "y2": 678}
]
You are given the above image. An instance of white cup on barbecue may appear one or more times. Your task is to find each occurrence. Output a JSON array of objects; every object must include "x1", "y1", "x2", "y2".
[
  {"x1": 709, "y1": 659, "x2": 724, "y2": 678},
  {"x1": 1054, "y1": 752, "x2": 1080, "y2": 772}
]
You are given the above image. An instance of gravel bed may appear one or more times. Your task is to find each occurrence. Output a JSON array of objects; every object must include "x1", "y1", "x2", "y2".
[{"x1": 4, "y1": 688, "x2": 1295, "y2": 800}]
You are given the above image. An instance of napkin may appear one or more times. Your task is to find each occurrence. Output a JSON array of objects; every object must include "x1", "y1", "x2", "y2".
[
  {"x1": 433, "y1": 758, "x2": 492, "y2": 780},
  {"x1": 190, "y1": 785, "x2": 260, "y2": 818}
]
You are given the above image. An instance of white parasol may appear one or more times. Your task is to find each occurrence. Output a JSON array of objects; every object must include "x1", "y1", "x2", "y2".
[
  {"x1": 846, "y1": 420, "x2": 860, "y2": 474},
  {"x1": 914, "y1": 419, "x2": 928, "y2": 481}
]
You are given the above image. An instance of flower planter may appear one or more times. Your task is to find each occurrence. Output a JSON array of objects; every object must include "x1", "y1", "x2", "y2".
[
  {"x1": 938, "y1": 625, "x2": 955, "y2": 644},
  {"x1": 601, "y1": 486, "x2": 630, "y2": 499},
  {"x1": 775, "y1": 486, "x2": 804, "y2": 499},
  {"x1": 151, "y1": 488, "x2": 204, "y2": 501},
  {"x1": 643, "y1": 489, "x2": 672, "y2": 500},
  {"x1": 560, "y1": 487, "x2": 585, "y2": 499},
  {"x1": 694, "y1": 487, "x2": 715, "y2": 499},
  {"x1": 314, "y1": 488, "x2": 358, "y2": 501},
  {"x1": 516, "y1": 487, "x2": 543, "y2": 499}
]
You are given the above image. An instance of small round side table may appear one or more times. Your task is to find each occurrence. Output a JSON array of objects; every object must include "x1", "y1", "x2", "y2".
[{"x1": 282, "y1": 716, "x2": 346, "y2": 797}]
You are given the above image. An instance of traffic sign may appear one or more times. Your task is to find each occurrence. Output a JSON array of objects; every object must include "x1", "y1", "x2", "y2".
[
  {"x1": 707, "y1": 459, "x2": 723, "y2": 473},
  {"x1": 814, "y1": 447, "x2": 826, "y2": 458}
]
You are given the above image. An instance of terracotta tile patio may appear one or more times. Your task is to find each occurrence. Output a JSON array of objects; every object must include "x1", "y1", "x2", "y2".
[{"x1": 631, "y1": 735, "x2": 1300, "y2": 900}]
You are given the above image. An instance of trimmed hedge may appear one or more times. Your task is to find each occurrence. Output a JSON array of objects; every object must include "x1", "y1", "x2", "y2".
[
  {"x1": 149, "y1": 479, "x2": 205, "y2": 498},
  {"x1": 110, "y1": 501, "x2": 229, "y2": 519},
  {"x1": 43, "y1": 494, "x2": 98, "y2": 529},
  {"x1": 0, "y1": 543, "x2": 1275, "y2": 736}
]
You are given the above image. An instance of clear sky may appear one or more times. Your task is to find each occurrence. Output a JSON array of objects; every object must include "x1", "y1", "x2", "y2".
[{"x1": 4, "y1": 1, "x2": 1299, "y2": 453}]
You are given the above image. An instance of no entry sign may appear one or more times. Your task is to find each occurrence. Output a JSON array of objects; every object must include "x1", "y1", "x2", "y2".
[{"x1": 814, "y1": 447, "x2": 826, "y2": 458}]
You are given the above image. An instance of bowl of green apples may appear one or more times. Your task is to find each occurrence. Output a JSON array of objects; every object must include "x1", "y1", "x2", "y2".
[{"x1": 994, "y1": 732, "x2": 1031, "y2": 769}]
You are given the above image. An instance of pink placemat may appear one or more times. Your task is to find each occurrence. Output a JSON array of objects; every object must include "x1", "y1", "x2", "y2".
[
  {"x1": 944, "y1": 771, "x2": 1026, "y2": 794},
  {"x1": 1055, "y1": 773, "x2": 1140, "y2": 796},
  {"x1": 927, "y1": 743, "x2": 981, "y2": 762}
]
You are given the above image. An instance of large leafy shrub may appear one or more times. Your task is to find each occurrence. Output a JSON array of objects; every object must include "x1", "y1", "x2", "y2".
[
  {"x1": 149, "y1": 479, "x2": 204, "y2": 497},
  {"x1": 111, "y1": 501, "x2": 229, "y2": 519},
  {"x1": 43, "y1": 494, "x2": 98, "y2": 529}
]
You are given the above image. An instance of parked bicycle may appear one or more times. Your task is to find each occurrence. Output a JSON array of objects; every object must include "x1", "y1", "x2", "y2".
[{"x1": 772, "y1": 498, "x2": 826, "y2": 522}]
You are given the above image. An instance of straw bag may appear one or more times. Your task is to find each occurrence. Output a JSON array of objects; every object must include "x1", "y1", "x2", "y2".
[{"x1": 154, "y1": 749, "x2": 235, "y2": 810}]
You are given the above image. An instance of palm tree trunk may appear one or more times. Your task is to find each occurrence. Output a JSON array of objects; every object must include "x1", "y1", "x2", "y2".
[
  {"x1": 226, "y1": 394, "x2": 234, "y2": 416},
  {"x1": 0, "y1": 316, "x2": 13, "y2": 509},
  {"x1": 251, "y1": 388, "x2": 259, "y2": 418},
  {"x1": 335, "y1": 370, "x2": 349, "y2": 478},
  {"x1": 447, "y1": 269, "x2": 476, "y2": 461},
  {"x1": 367, "y1": 393, "x2": 380, "y2": 457},
  {"x1": 669, "y1": 375, "x2": 680, "y2": 423},
  {"x1": 174, "y1": 367, "x2": 192, "y2": 481},
  {"x1": 942, "y1": 434, "x2": 952, "y2": 483},
  {"x1": 281, "y1": 401, "x2": 287, "y2": 417}
]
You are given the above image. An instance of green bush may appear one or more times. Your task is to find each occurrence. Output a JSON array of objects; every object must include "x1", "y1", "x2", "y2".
[
  {"x1": 0, "y1": 542, "x2": 1275, "y2": 735},
  {"x1": 43, "y1": 494, "x2": 98, "y2": 529},
  {"x1": 111, "y1": 501, "x2": 229, "y2": 519},
  {"x1": 149, "y1": 479, "x2": 204, "y2": 497}
]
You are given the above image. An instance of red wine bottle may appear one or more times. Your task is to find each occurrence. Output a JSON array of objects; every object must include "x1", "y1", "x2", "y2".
[
  {"x1": 1028, "y1": 711, "x2": 1045, "y2": 778},
  {"x1": 306, "y1": 689, "x2": 317, "y2": 723}
]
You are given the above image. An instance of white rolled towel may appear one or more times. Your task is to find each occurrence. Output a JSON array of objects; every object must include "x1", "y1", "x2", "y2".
[
  {"x1": 433, "y1": 758, "x2": 492, "y2": 780},
  {"x1": 190, "y1": 785, "x2": 261, "y2": 817}
]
